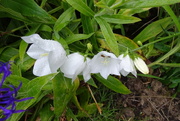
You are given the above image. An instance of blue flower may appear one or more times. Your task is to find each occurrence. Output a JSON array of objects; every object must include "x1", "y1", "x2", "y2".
[
  {"x1": 0, "y1": 62, "x2": 11, "y2": 88},
  {"x1": 0, "y1": 62, "x2": 33, "y2": 121}
]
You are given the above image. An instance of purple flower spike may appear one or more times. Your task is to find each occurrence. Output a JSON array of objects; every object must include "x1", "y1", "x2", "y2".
[
  {"x1": 0, "y1": 62, "x2": 11, "y2": 87},
  {"x1": 0, "y1": 104, "x2": 25, "y2": 121},
  {"x1": 0, "y1": 61, "x2": 33, "y2": 121}
]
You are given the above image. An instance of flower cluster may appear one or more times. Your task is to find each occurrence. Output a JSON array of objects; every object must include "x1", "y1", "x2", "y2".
[
  {"x1": 22, "y1": 34, "x2": 149, "y2": 82},
  {"x1": 0, "y1": 62, "x2": 33, "y2": 121}
]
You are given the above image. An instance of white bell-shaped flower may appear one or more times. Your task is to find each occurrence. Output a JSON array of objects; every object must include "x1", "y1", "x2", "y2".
[
  {"x1": 118, "y1": 54, "x2": 137, "y2": 77},
  {"x1": 21, "y1": 34, "x2": 66, "y2": 76},
  {"x1": 60, "y1": 53, "x2": 89, "y2": 81},
  {"x1": 134, "y1": 57, "x2": 149, "y2": 74},
  {"x1": 83, "y1": 51, "x2": 120, "y2": 82}
]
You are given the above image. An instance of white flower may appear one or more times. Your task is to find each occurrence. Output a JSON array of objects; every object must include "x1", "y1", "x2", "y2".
[
  {"x1": 134, "y1": 57, "x2": 149, "y2": 74},
  {"x1": 83, "y1": 51, "x2": 120, "y2": 82},
  {"x1": 118, "y1": 54, "x2": 137, "y2": 77},
  {"x1": 60, "y1": 53, "x2": 89, "y2": 81},
  {"x1": 21, "y1": 34, "x2": 66, "y2": 76}
]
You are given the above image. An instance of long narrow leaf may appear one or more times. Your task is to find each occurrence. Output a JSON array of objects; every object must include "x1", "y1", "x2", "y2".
[
  {"x1": 66, "y1": 0, "x2": 95, "y2": 16},
  {"x1": 0, "y1": 0, "x2": 54, "y2": 23},
  {"x1": 119, "y1": 0, "x2": 180, "y2": 8},
  {"x1": 66, "y1": 33, "x2": 94, "y2": 44},
  {"x1": 95, "y1": 16, "x2": 119, "y2": 56},
  {"x1": 133, "y1": 17, "x2": 172, "y2": 43},
  {"x1": 94, "y1": 74, "x2": 131, "y2": 94},
  {"x1": 54, "y1": 7, "x2": 74, "y2": 32},
  {"x1": 101, "y1": 14, "x2": 141, "y2": 24}
]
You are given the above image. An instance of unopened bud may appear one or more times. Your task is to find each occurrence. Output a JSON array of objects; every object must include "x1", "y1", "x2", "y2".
[{"x1": 134, "y1": 57, "x2": 149, "y2": 74}]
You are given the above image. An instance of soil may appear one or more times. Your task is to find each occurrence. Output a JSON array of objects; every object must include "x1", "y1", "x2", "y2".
[{"x1": 115, "y1": 77, "x2": 180, "y2": 121}]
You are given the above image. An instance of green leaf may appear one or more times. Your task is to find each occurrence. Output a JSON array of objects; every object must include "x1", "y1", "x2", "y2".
[
  {"x1": 19, "y1": 40, "x2": 28, "y2": 62},
  {"x1": 66, "y1": 0, "x2": 95, "y2": 16},
  {"x1": 118, "y1": 8, "x2": 150, "y2": 16},
  {"x1": 18, "y1": 55, "x2": 35, "y2": 72},
  {"x1": 156, "y1": 63, "x2": 180, "y2": 67},
  {"x1": 94, "y1": 74, "x2": 131, "y2": 94},
  {"x1": 0, "y1": 47, "x2": 19, "y2": 62},
  {"x1": 66, "y1": 108, "x2": 79, "y2": 121},
  {"x1": 6, "y1": 75, "x2": 30, "y2": 89},
  {"x1": 77, "y1": 103, "x2": 103, "y2": 117},
  {"x1": 0, "y1": 5, "x2": 30, "y2": 22},
  {"x1": 169, "y1": 83, "x2": 178, "y2": 88},
  {"x1": 101, "y1": 14, "x2": 141, "y2": 24},
  {"x1": 133, "y1": 17, "x2": 172, "y2": 43},
  {"x1": 8, "y1": 73, "x2": 57, "y2": 121},
  {"x1": 115, "y1": 34, "x2": 141, "y2": 53},
  {"x1": 81, "y1": 14, "x2": 98, "y2": 50},
  {"x1": 149, "y1": 41, "x2": 180, "y2": 67},
  {"x1": 52, "y1": 72, "x2": 79, "y2": 117},
  {"x1": 96, "y1": 32, "x2": 141, "y2": 53},
  {"x1": 54, "y1": 7, "x2": 74, "y2": 32},
  {"x1": 39, "y1": 25, "x2": 53, "y2": 32},
  {"x1": 0, "y1": 0, "x2": 54, "y2": 23},
  {"x1": 137, "y1": 74, "x2": 164, "y2": 80},
  {"x1": 39, "y1": 102, "x2": 54, "y2": 121},
  {"x1": 95, "y1": 16, "x2": 119, "y2": 56},
  {"x1": 119, "y1": 0, "x2": 180, "y2": 8},
  {"x1": 66, "y1": 33, "x2": 94, "y2": 44}
]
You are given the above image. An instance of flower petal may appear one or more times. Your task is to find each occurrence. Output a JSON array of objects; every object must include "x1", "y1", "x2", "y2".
[
  {"x1": 84, "y1": 51, "x2": 120, "y2": 80},
  {"x1": 27, "y1": 44, "x2": 48, "y2": 59},
  {"x1": 35, "y1": 39, "x2": 65, "y2": 52},
  {"x1": 21, "y1": 34, "x2": 42, "y2": 43},
  {"x1": 118, "y1": 54, "x2": 137, "y2": 77},
  {"x1": 60, "y1": 53, "x2": 86, "y2": 81},
  {"x1": 48, "y1": 49, "x2": 66, "y2": 73},
  {"x1": 33, "y1": 57, "x2": 51, "y2": 76}
]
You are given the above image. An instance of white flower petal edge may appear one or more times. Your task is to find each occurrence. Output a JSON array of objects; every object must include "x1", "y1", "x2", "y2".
[
  {"x1": 83, "y1": 51, "x2": 120, "y2": 82},
  {"x1": 21, "y1": 34, "x2": 42, "y2": 43},
  {"x1": 118, "y1": 54, "x2": 137, "y2": 77},
  {"x1": 134, "y1": 57, "x2": 149, "y2": 74},
  {"x1": 21, "y1": 34, "x2": 67, "y2": 76},
  {"x1": 60, "y1": 53, "x2": 88, "y2": 81}
]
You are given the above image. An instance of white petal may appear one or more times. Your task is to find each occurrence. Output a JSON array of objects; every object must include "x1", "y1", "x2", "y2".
[
  {"x1": 33, "y1": 57, "x2": 52, "y2": 76},
  {"x1": 98, "y1": 51, "x2": 117, "y2": 59},
  {"x1": 118, "y1": 54, "x2": 124, "y2": 60},
  {"x1": 131, "y1": 70, "x2": 137, "y2": 77},
  {"x1": 36, "y1": 40, "x2": 65, "y2": 52},
  {"x1": 83, "y1": 58, "x2": 91, "y2": 82},
  {"x1": 119, "y1": 55, "x2": 134, "y2": 72},
  {"x1": 60, "y1": 53, "x2": 85, "y2": 81},
  {"x1": 83, "y1": 65, "x2": 91, "y2": 82},
  {"x1": 120, "y1": 69, "x2": 129, "y2": 76},
  {"x1": 27, "y1": 44, "x2": 48, "y2": 59},
  {"x1": 86, "y1": 51, "x2": 120, "y2": 79},
  {"x1": 48, "y1": 49, "x2": 67, "y2": 73},
  {"x1": 118, "y1": 54, "x2": 137, "y2": 77},
  {"x1": 21, "y1": 34, "x2": 42, "y2": 43}
]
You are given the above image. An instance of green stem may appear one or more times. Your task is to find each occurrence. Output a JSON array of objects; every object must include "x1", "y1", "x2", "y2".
[
  {"x1": 148, "y1": 40, "x2": 180, "y2": 67},
  {"x1": 132, "y1": 32, "x2": 180, "y2": 51}
]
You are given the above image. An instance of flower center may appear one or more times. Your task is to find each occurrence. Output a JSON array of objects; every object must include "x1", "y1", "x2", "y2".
[
  {"x1": 40, "y1": 53, "x2": 48, "y2": 57},
  {"x1": 101, "y1": 55, "x2": 110, "y2": 65}
]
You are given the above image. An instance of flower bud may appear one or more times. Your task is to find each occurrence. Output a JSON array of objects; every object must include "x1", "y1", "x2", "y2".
[
  {"x1": 134, "y1": 57, "x2": 149, "y2": 74},
  {"x1": 87, "y1": 43, "x2": 93, "y2": 52}
]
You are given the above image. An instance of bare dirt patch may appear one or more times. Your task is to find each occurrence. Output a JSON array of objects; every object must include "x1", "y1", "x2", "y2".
[{"x1": 115, "y1": 77, "x2": 180, "y2": 121}]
